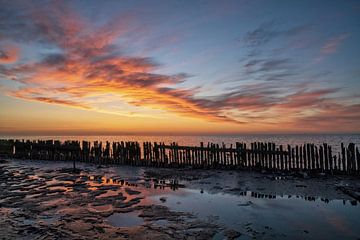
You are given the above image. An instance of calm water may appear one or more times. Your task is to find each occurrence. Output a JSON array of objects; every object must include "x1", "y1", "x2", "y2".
[
  {"x1": 2, "y1": 134, "x2": 360, "y2": 153},
  {"x1": 150, "y1": 189, "x2": 360, "y2": 240}
]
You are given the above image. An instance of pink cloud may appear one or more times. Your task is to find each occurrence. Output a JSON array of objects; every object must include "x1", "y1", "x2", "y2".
[{"x1": 321, "y1": 33, "x2": 350, "y2": 54}]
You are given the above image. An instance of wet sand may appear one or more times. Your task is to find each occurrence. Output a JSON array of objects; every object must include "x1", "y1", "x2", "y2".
[{"x1": 0, "y1": 159, "x2": 359, "y2": 239}]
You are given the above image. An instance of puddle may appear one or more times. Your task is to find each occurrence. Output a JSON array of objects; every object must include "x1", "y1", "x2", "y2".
[
  {"x1": 151, "y1": 189, "x2": 360, "y2": 239},
  {"x1": 107, "y1": 211, "x2": 144, "y2": 227}
]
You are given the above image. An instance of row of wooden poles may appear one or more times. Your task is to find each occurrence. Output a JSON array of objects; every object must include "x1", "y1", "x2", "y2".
[{"x1": 0, "y1": 139, "x2": 359, "y2": 174}]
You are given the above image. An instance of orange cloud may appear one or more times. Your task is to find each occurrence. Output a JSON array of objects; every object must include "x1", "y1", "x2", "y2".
[{"x1": 0, "y1": 45, "x2": 19, "y2": 64}]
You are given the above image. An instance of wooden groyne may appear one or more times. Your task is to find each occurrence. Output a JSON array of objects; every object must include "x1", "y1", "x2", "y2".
[{"x1": 0, "y1": 139, "x2": 359, "y2": 175}]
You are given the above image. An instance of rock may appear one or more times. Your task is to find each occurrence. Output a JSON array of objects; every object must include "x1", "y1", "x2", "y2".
[
  {"x1": 224, "y1": 229, "x2": 242, "y2": 239},
  {"x1": 337, "y1": 186, "x2": 360, "y2": 201},
  {"x1": 300, "y1": 172, "x2": 309, "y2": 179},
  {"x1": 237, "y1": 201, "x2": 252, "y2": 207}
]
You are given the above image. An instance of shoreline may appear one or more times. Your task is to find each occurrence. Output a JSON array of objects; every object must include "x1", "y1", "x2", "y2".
[{"x1": 1, "y1": 158, "x2": 360, "y2": 239}]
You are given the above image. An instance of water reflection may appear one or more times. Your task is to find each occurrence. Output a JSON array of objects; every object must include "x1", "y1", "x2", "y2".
[
  {"x1": 85, "y1": 174, "x2": 359, "y2": 207},
  {"x1": 86, "y1": 175, "x2": 184, "y2": 191},
  {"x1": 151, "y1": 188, "x2": 360, "y2": 240},
  {"x1": 237, "y1": 190, "x2": 358, "y2": 206}
]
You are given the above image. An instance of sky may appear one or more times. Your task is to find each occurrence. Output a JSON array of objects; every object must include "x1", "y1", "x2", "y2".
[{"x1": 0, "y1": 0, "x2": 359, "y2": 135}]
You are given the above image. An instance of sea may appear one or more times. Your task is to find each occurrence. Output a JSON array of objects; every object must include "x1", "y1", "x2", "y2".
[{"x1": 1, "y1": 134, "x2": 360, "y2": 154}]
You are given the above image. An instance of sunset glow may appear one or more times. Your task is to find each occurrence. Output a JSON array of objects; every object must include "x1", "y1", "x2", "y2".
[{"x1": 1, "y1": 0, "x2": 359, "y2": 135}]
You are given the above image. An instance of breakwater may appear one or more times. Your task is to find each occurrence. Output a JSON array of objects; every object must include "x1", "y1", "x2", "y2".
[{"x1": 0, "y1": 139, "x2": 359, "y2": 174}]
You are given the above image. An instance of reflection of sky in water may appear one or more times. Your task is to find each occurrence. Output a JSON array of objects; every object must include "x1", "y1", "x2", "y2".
[
  {"x1": 150, "y1": 189, "x2": 360, "y2": 239},
  {"x1": 91, "y1": 172, "x2": 360, "y2": 239},
  {"x1": 84, "y1": 174, "x2": 191, "y2": 205}
]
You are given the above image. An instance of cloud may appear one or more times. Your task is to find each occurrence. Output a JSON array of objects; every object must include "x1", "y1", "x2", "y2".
[
  {"x1": 241, "y1": 57, "x2": 297, "y2": 83},
  {"x1": 0, "y1": 44, "x2": 19, "y2": 64},
  {"x1": 320, "y1": 33, "x2": 350, "y2": 54},
  {"x1": 289, "y1": 103, "x2": 360, "y2": 131},
  {"x1": 13, "y1": 94, "x2": 92, "y2": 110},
  {"x1": 243, "y1": 21, "x2": 313, "y2": 47},
  {"x1": 315, "y1": 33, "x2": 350, "y2": 62},
  {"x1": 40, "y1": 53, "x2": 67, "y2": 66},
  {"x1": 245, "y1": 58, "x2": 292, "y2": 73},
  {"x1": 239, "y1": 22, "x2": 311, "y2": 84},
  {"x1": 0, "y1": 0, "x2": 236, "y2": 122},
  {"x1": 0, "y1": 1, "x2": 359, "y2": 131},
  {"x1": 276, "y1": 88, "x2": 338, "y2": 109}
]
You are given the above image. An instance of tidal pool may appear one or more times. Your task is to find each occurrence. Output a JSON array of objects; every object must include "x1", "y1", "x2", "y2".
[{"x1": 151, "y1": 189, "x2": 360, "y2": 239}]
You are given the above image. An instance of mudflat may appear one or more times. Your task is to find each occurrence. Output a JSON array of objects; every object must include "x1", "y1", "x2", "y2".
[{"x1": 0, "y1": 159, "x2": 359, "y2": 239}]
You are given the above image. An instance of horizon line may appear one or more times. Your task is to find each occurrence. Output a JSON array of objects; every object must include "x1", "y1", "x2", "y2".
[{"x1": 1, "y1": 131, "x2": 359, "y2": 137}]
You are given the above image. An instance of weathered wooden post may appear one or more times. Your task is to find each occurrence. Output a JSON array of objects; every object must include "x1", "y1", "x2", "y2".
[
  {"x1": 243, "y1": 143, "x2": 248, "y2": 168},
  {"x1": 348, "y1": 143, "x2": 355, "y2": 174},
  {"x1": 272, "y1": 143, "x2": 276, "y2": 170},
  {"x1": 287, "y1": 145, "x2": 291, "y2": 171},
  {"x1": 267, "y1": 143, "x2": 271, "y2": 170},
  {"x1": 306, "y1": 144, "x2": 311, "y2": 171},
  {"x1": 303, "y1": 144, "x2": 307, "y2": 170},
  {"x1": 328, "y1": 146, "x2": 333, "y2": 173},
  {"x1": 319, "y1": 145, "x2": 324, "y2": 171},
  {"x1": 356, "y1": 147, "x2": 360, "y2": 174},
  {"x1": 311, "y1": 144, "x2": 315, "y2": 170},
  {"x1": 279, "y1": 145, "x2": 284, "y2": 170},
  {"x1": 324, "y1": 143, "x2": 328, "y2": 172},
  {"x1": 314, "y1": 146, "x2": 319, "y2": 171},
  {"x1": 299, "y1": 145, "x2": 303, "y2": 170},
  {"x1": 341, "y1": 143, "x2": 346, "y2": 172}
]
